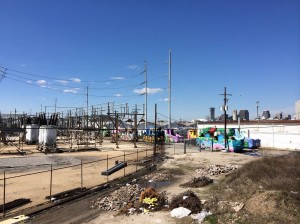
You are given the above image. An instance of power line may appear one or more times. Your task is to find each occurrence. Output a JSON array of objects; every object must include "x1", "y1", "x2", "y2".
[
  {"x1": 0, "y1": 65, "x2": 145, "y2": 84},
  {"x1": 4, "y1": 75, "x2": 143, "y2": 99}
]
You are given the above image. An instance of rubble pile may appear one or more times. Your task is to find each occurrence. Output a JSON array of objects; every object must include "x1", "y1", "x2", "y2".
[
  {"x1": 91, "y1": 184, "x2": 143, "y2": 211},
  {"x1": 143, "y1": 172, "x2": 174, "y2": 182},
  {"x1": 91, "y1": 185, "x2": 168, "y2": 215},
  {"x1": 169, "y1": 190, "x2": 202, "y2": 213},
  {"x1": 180, "y1": 176, "x2": 213, "y2": 188},
  {"x1": 195, "y1": 165, "x2": 238, "y2": 176}
]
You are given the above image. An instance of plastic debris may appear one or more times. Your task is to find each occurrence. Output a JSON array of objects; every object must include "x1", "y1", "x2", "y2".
[
  {"x1": 191, "y1": 210, "x2": 212, "y2": 222},
  {"x1": 170, "y1": 207, "x2": 191, "y2": 218}
]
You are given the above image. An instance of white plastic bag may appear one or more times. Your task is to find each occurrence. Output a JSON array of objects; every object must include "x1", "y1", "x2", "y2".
[{"x1": 170, "y1": 207, "x2": 191, "y2": 218}]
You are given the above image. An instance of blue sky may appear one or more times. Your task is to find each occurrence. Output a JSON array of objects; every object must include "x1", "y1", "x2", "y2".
[{"x1": 0, "y1": 0, "x2": 299, "y2": 121}]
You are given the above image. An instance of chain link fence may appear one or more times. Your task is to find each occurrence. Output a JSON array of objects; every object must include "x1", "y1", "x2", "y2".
[{"x1": 0, "y1": 147, "x2": 153, "y2": 218}]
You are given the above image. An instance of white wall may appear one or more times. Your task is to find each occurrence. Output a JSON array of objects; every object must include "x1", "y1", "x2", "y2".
[{"x1": 197, "y1": 123, "x2": 300, "y2": 150}]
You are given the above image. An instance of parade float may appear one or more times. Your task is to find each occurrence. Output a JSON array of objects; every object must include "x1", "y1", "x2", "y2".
[{"x1": 196, "y1": 127, "x2": 261, "y2": 152}]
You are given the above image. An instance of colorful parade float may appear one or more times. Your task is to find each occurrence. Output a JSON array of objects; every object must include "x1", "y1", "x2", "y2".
[
  {"x1": 196, "y1": 127, "x2": 261, "y2": 152},
  {"x1": 164, "y1": 128, "x2": 184, "y2": 143}
]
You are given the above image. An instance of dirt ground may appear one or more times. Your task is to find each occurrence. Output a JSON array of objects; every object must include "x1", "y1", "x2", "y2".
[
  {"x1": 0, "y1": 139, "x2": 154, "y2": 216},
  {"x1": 84, "y1": 149, "x2": 265, "y2": 224},
  {"x1": 0, "y1": 140, "x2": 293, "y2": 224},
  {"x1": 83, "y1": 147, "x2": 294, "y2": 224}
]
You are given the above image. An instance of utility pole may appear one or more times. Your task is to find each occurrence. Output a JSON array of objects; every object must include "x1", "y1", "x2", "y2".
[
  {"x1": 256, "y1": 101, "x2": 260, "y2": 120},
  {"x1": 54, "y1": 98, "x2": 57, "y2": 113},
  {"x1": 134, "y1": 104, "x2": 138, "y2": 148},
  {"x1": 86, "y1": 85, "x2": 89, "y2": 128},
  {"x1": 168, "y1": 49, "x2": 172, "y2": 128},
  {"x1": 144, "y1": 60, "x2": 148, "y2": 130},
  {"x1": 219, "y1": 87, "x2": 232, "y2": 150}
]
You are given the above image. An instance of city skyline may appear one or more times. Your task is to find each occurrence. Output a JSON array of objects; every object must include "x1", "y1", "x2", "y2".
[{"x1": 0, "y1": 0, "x2": 299, "y2": 121}]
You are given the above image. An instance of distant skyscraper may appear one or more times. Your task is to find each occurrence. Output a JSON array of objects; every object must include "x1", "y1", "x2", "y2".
[
  {"x1": 296, "y1": 100, "x2": 300, "y2": 120},
  {"x1": 232, "y1": 109, "x2": 238, "y2": 121},
  {"x1": 262, "y1": 110, "x2": 271, "y2": 120},
  {"x1": 274, "y1": 112, "x2": 283, "y2": 120},
  {"x1": 239, "y1": 110, "x2": 249, "y2": 121},
  {"x1": 209, "y1": 107, "x2": 215, "y2": 121}
]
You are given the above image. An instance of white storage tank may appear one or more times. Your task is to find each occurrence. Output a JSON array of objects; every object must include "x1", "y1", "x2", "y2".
[
  {"x1": 39, "y1": 125, "x2": 57, "y2": 147},
  {"x1": 25, "y1": 124, "x2": 39, "y2": 144}
]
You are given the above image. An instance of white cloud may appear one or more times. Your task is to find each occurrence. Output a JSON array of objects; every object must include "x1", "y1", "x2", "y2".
[
  {"x1": 159, "y1": 98, "x2": 169, "y2": 102},
  {"x1": 133, "y1": 87, "x2": 163, "y2": 95},
  {"x1": 36, "y1": 80, "x2": 46, "y2": 85},
  {"x1": 105, "y1": 82, "x2": 111, "y2": 85},
  {"x1": 56, "y1": 80, "x2": 69, "y2": 84},
  {"x1": 111, "y1": 76, "x2": 124, "y2": 80},
  {"x1": 26, "y1": 80, "x2": 32, "y2": 84},
  {"x1": 70, "y1": 78, "x2": 81, "y2": 83},
  {"x1": 128, "y1": 65, "x2": 138, "y2": 70},
  {"x1": 64, "y1": 89, "x2": 78, "y2": 93},
  {"x1": 114, "y1": 93, "x2": 122, "y2": 97}
]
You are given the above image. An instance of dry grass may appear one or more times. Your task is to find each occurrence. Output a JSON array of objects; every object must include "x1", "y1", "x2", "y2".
[{"x1": 206, "y1": 152, "x2": 300, "y2": 224}]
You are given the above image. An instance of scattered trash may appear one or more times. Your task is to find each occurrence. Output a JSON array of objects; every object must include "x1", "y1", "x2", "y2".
[
  {"x1": 139, "y1": 188, "x2": 168, "y2": 212},
  {"x1": 170, "y1": 207, "x2": 191, "y2": 218},
  {"x1": 190, "y1": 210, "x2": 212, "y2": 222},
  {"x1": 1, "y1": 215, "x2": 30, "y2": 223},
  {"x1": 230, "y1": 202, "x2": 244, "y2": 212},
  {"x1": 91, "y1": 185, "x2": 168, "y2": 215},
  {"x1": 180, "y1": 176, "x2": 213, "y2": 188}
]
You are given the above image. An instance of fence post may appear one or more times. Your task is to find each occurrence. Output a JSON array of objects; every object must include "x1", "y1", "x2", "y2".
[
  {"x1": 50, "y1": 165, "x2": 53, "y2": 201},
  {"x1": 106, "y1": 155, "x2": 109, "y2": 183},
  {"x1": 136, "y1": 148, "x2": 138, "y2": 172},
  {"x1": 124, "y1": 151, "x2": 126, "y2": 177},
  {"x1": 2, "y1": 171, "x2": 5, "y2": 218},
  {"x1": 81, "y1": 159, "x2": 83, "y2": 191},
  {"x1": 184, "y1": 140, "x2": 186, "y2": 154},
  {"x1": 211, "y1": 139, "x2": 214, "y2": 152}
]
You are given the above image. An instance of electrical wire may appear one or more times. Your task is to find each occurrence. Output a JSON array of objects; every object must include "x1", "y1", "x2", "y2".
[{"x1": 1, "y1": 65, "x2": 145, "y2": 83}]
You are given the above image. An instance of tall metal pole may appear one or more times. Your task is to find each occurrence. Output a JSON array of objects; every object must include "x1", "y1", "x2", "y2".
[
  {"x1": 134, "y1": 105, "x2": 137, "y2": 148},
  {"x1": 86, "y1": 85, "x2": 89, "y2": 128},
  {"x1": 168, "y1": 49, "x2": 172, "y2": 128},
  {"x1": 144, "y1": 60, "x2": 148, "y2": 129},
  {"x1": 54, "y1": 98, "x2": 57, "y2": 113},
  {"x1": 224, "y1": 87, "x2": 227, "y2": 149},
  {"x1": 256, "y1": 102, "x2": 258, "y2": 119}
]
